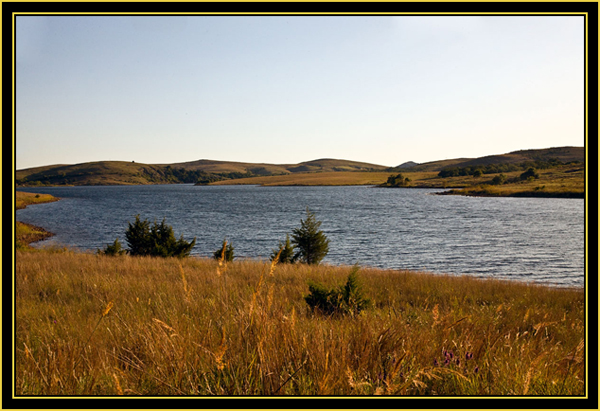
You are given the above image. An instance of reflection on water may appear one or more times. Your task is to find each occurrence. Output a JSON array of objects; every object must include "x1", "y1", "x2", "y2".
[{"x1": 16, "y1": 184, "x2": 585, "y2": 287}]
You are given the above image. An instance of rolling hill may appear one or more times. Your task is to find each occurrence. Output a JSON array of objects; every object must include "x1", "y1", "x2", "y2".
[
  {"x1": 15, "y1": 158, "x2": 387, "y2": 186},
  {"x1": 15, "y1": 146, "x2": 584, "y2": 187},
  {"x1": 400, "y1": 146, "x2": 584, "y2": 172}
]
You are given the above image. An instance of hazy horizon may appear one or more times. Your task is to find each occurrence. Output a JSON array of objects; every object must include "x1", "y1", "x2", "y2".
[{"x1": 16, "y1": 14, "x2": 585, "y2": 170}]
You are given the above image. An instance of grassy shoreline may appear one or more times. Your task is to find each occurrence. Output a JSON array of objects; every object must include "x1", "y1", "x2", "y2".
[{"x1": 15, "y1": 192, "x2": 60, "y2": 249}]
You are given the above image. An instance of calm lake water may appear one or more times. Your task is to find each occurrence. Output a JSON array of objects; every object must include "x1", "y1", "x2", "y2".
[{"x1": 16, "y1": 184, "x2": 585, "y2": 288}]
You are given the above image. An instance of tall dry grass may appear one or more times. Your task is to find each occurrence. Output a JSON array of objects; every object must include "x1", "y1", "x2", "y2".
[{"x1": 15, "y1": 250, "x2": 585, "y2": 396}]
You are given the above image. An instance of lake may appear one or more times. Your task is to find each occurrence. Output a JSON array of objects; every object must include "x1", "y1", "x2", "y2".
[{"x1": 16, "y1": 184, "x2": 585, "y2": 288}]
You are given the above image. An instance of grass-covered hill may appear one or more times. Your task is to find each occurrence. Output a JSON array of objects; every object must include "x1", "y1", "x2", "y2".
[
  {"x1": 399, "y1": 146, "x2": 584, "y2": 172},
  {"x1": 16, "y1": 158, "x2": 387, "y2": 187}
]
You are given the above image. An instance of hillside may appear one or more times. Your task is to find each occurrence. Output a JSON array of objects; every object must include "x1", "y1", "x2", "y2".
[
  {"x1": 15, "y1": 158, "x2": 388, "y2": 187},
  {"x1": 15, "y1": 146, "x2": 583, "y2": 187},
  {"x1": 16, "y1": 161, "x2": 173, "y2": 186},
  {"x1": 403, "y1": 146, "x2": 583, "y2": 172}
]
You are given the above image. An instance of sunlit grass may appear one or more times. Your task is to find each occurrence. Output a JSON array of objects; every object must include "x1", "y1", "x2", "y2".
[
  {"x1": 15, "y1": 249, "x2": 585, "y2": 396},
  {"x1": 16, "y1": 191, "x2": 59, "y2": 210},
  {"x1": 213, "y1": 171, "x2": 396, "y2": 186}
]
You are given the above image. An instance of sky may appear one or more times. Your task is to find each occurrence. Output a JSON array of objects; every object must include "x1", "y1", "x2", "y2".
[{"x1": 15, "y1": 14, "x2": 585, "y2": 170}]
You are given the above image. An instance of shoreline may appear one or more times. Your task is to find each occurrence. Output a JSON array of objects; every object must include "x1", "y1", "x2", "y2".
[
  {"x1": 14, "y1": 191, "x2": 582, "y2": 289},
  {"x1": 15, "y1": 191, "x2": 60, "y2": 248}
]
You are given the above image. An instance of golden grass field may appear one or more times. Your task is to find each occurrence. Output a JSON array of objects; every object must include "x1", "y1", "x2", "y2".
[
  {"x1": 15, "y1": 250, "x2": 585, "y2": 396},
  {"x1": 214, "y1": 171, "x2": 395, "y2": 186}
]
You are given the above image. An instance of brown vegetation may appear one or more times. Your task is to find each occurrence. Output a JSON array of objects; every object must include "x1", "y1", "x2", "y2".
[{"x1": 15, "y1": 249, "x2": 585, "y2": 396}]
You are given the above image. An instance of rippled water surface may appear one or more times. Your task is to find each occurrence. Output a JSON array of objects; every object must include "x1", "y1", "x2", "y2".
[{"x1": 17, "y1": 185, "x2": 585, "y2": 287}]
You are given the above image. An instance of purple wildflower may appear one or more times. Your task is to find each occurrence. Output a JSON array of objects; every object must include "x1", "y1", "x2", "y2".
[{"x1": 466, "y1": 352, "x2": 473, "y2": 360}]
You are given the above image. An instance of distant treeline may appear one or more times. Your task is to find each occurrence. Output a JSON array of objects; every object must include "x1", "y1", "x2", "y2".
[
  {"x1": 163, "y1": 166, "x2": 256, "y2": 185},
  {"x1": 437, "y1": 158, "x2": 579, "y2": 178}
]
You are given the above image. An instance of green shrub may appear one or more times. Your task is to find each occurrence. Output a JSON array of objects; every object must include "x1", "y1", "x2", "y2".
[
  {"x1": 491, "y1": 174, "x2": 507, "y2": 185},
  {"x1": 385, "y1": 173, "x2": 410, "y2": 187},
  {"x1": 305, "y1": 266, "x2": 370, "y2": 316},
  {"x1": 520, "y1": 167, "x2": 540, "y2": 180},
  {"x1": 124, "y1": 215, "x2": 196, "y2": 258},
  {"x1": 213, "y1": 239, "x2": 235, "y2": 262},
  {"x1": 270, "y1": 234, "x2": 295, "y2": 264},
  {"x1": 98, "y1": 238, "x2": 126, "y2": 256}
]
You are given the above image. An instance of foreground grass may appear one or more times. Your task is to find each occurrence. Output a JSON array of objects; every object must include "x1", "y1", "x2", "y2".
[{"x1": 15, "y1": 250, "x2": 585, "y2": 396}]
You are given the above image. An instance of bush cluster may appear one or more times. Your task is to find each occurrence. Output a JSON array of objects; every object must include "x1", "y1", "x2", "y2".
[{"x1": 383, "y1": 173, "x2": 411, "y2": 187}]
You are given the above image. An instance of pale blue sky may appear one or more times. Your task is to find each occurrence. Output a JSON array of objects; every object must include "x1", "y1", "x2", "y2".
[{"x1": 16, "y1": 15, "x2": 584, "y2": 169}]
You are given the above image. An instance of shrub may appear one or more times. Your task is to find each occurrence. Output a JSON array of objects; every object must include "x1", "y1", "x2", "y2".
[
  {"x1": 385, "y1": 173, "x2": 410, "y2": 187},
  {"x1": 291, "y1": 207, "x2": 330, "y2": 265},
  {"x1": 124, "y1": 215, "x2": 196, "y2": 258},
  {"x1": 270, "y1": 234, "x2": 295, "y2": 264},
  {"x1": 98, "y1": 238, "x2": 126, "y2": 256},
  {"x1": 491, "y1": 174, "x2": 506, "y2": 185},
  {"x1": 213, "y1": 239, "x2": 234, "y2": 262},
  {"x1": 305, "y1": 266, "x2": 371, "y2": 316},
  {"x1": 520, "y1": 167, "x2": 540, "y2": 180}
]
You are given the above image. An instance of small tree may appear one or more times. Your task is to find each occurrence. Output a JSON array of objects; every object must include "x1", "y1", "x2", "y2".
[
  {"x1": 291, "y1": 207, "x2": 330, "y2": 265},
  {"x1": 124, "y1": 215, "x2": 196, "y2": 258},
  {"x1": 270, "y1": 234, "x2": 295, "y2": 264},
  {"x1": 213, "y1": 239, "x2": 235, "y2": 262},
  {"x1": 125, "y1": 215, "x2": 153, "y2": 256},
  {"x1": 98, "y1": 238, "x2": 126, "y2": 256}
]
